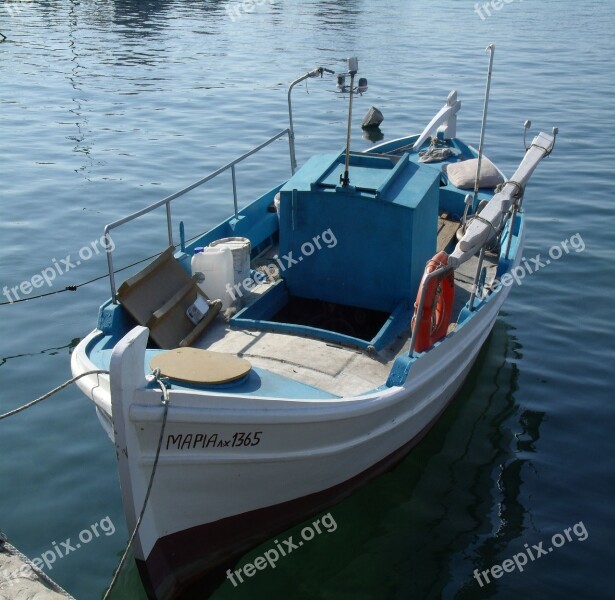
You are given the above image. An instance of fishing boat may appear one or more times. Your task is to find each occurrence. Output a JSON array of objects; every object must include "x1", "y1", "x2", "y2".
[{"x1": 71, "y1": 55, "x2": 557, "y2": 599}]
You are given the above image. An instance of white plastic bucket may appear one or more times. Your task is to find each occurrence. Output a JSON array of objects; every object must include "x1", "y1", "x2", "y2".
[
  {"x1": 209, "y1": 237, "x2": 251, "y2": 288},
  {"x1": 191, "y1": 245, "x2": 234, "y2": 309}
]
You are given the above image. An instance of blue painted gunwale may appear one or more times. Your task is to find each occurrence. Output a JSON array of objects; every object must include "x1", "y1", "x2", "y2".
[{"x1": 84, "y1": 333, "x2": 338, "y2": 399}]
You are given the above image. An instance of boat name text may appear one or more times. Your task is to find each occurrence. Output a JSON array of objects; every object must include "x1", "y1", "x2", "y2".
[{"x1": 166, "y1": 431, "x2": 262, "y2": 450}]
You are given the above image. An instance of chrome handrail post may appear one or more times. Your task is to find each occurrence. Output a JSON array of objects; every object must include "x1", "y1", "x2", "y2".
[
  {"x1": 287, "y1": 76, "x2": 305, "y2": 175},
  {"x1": 104, "y1": 225, "x2": 118, "y2": 304},
  {"x1": 288, "y1": 129, "x2": 296, "y2": 174},
  {"x1": 287, "y1": 82, "x2": 297, "y2": 174},
  {"x1": 468, "y1": 247, "x2": 486, "y2": 310},
  {"x1": 287, "y1": 67, "x2": 331, "y2": 175},
  {"x1": 231, "y1": 164, "x2": 239, "y2": 219},
  {"x1": 166, "y1": 201, "x2": 173, "y2": 247}
]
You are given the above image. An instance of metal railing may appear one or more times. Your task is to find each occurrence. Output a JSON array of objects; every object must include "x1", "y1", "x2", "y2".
[{"x1": 104, "y1": 128, "x2": 293, "y2": 303}]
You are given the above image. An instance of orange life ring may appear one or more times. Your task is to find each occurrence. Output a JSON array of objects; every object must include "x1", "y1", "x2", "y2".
[{"x1": 411, "y1": 251, "x2": 455, "y2": 353}]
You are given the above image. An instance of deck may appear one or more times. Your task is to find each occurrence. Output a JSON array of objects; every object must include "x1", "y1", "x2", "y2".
[{"x1": 194, "y1": 246, "x2": 498, "y2": 397}]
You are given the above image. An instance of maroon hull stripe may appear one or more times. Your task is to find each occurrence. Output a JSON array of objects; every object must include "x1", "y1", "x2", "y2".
[{"x1": 137, "y1": 392, "x2": 461, "y2": 600}]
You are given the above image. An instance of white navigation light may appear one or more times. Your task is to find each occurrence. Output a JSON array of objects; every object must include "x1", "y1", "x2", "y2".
[{"x1": 523, "y1": 119, "x2": 532, "y2": 150}]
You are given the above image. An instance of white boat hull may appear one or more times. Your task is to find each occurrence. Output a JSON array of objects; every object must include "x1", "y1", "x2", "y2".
[{"x1": 72, "y1": 264, "x2": 513, "y2": 598}]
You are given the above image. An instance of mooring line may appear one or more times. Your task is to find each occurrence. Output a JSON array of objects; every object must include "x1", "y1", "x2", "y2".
[
  {"x1": 102, "y1": 370, "x2": 170, "y2": 600},
  {"x1": 0, "y1": 370, "x2": 110, "y2": 420},
  {"x1": 1, "y1": 368, "x2": 171, "y2": 600}
]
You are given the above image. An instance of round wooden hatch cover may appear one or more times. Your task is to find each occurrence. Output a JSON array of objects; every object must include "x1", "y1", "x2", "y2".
[{"x1": 150, "y1": 347, "x2": 251, "y2": 385}]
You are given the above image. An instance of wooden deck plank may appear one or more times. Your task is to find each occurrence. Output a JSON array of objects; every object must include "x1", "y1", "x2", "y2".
[{"x1": 437, "y1": 216, "x2": 460, "y2": 252}]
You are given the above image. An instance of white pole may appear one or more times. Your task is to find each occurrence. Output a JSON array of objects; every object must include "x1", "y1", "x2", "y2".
[
  {"x1": 473, "y1": 43, "x2": 495, "y2": 206},
  {"x1": 341, "y1": 71, "x2": 356, "y2": 187}
]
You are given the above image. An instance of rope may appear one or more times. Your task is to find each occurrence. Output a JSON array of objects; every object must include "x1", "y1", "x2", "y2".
[
  {"x1": 0, "y1": 364, "x2": 171, "y2": 598},
  {"x1": 102, "y1": 371, "x2": 170, "y2": 600},
  {"x1": 531, "y1": 141, "x2": 553, "y2": 155},
  {"x1": 0, "y1": 370, "x2": 109, "y2": 420},
  {"x1": 0, "y1": 251, "x2": 163, "y2": 306},
  {"x1": 0, "y1": 536, "x2": 76, "y2": 598},
  {"x1": 466, "y1": 213, "x2": 499, "y2": 240},
  {"x1": 0, "y1": 226, "x2": 215, "y2": 307},
  {"x1": 495, "y1": 179, "x2": 525, "y2": 199}
]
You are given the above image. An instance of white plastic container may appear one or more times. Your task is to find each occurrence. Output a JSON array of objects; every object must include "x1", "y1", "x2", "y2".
[
  {"x1": 191, "y1": 246, "x2": 234, "y2": 309},
  {"x1": 209, "y1": 237, "x2": 251, "y2": 288},
  {"x1": 190, "y1": 247, "x2": 205, "y2": 278}
]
